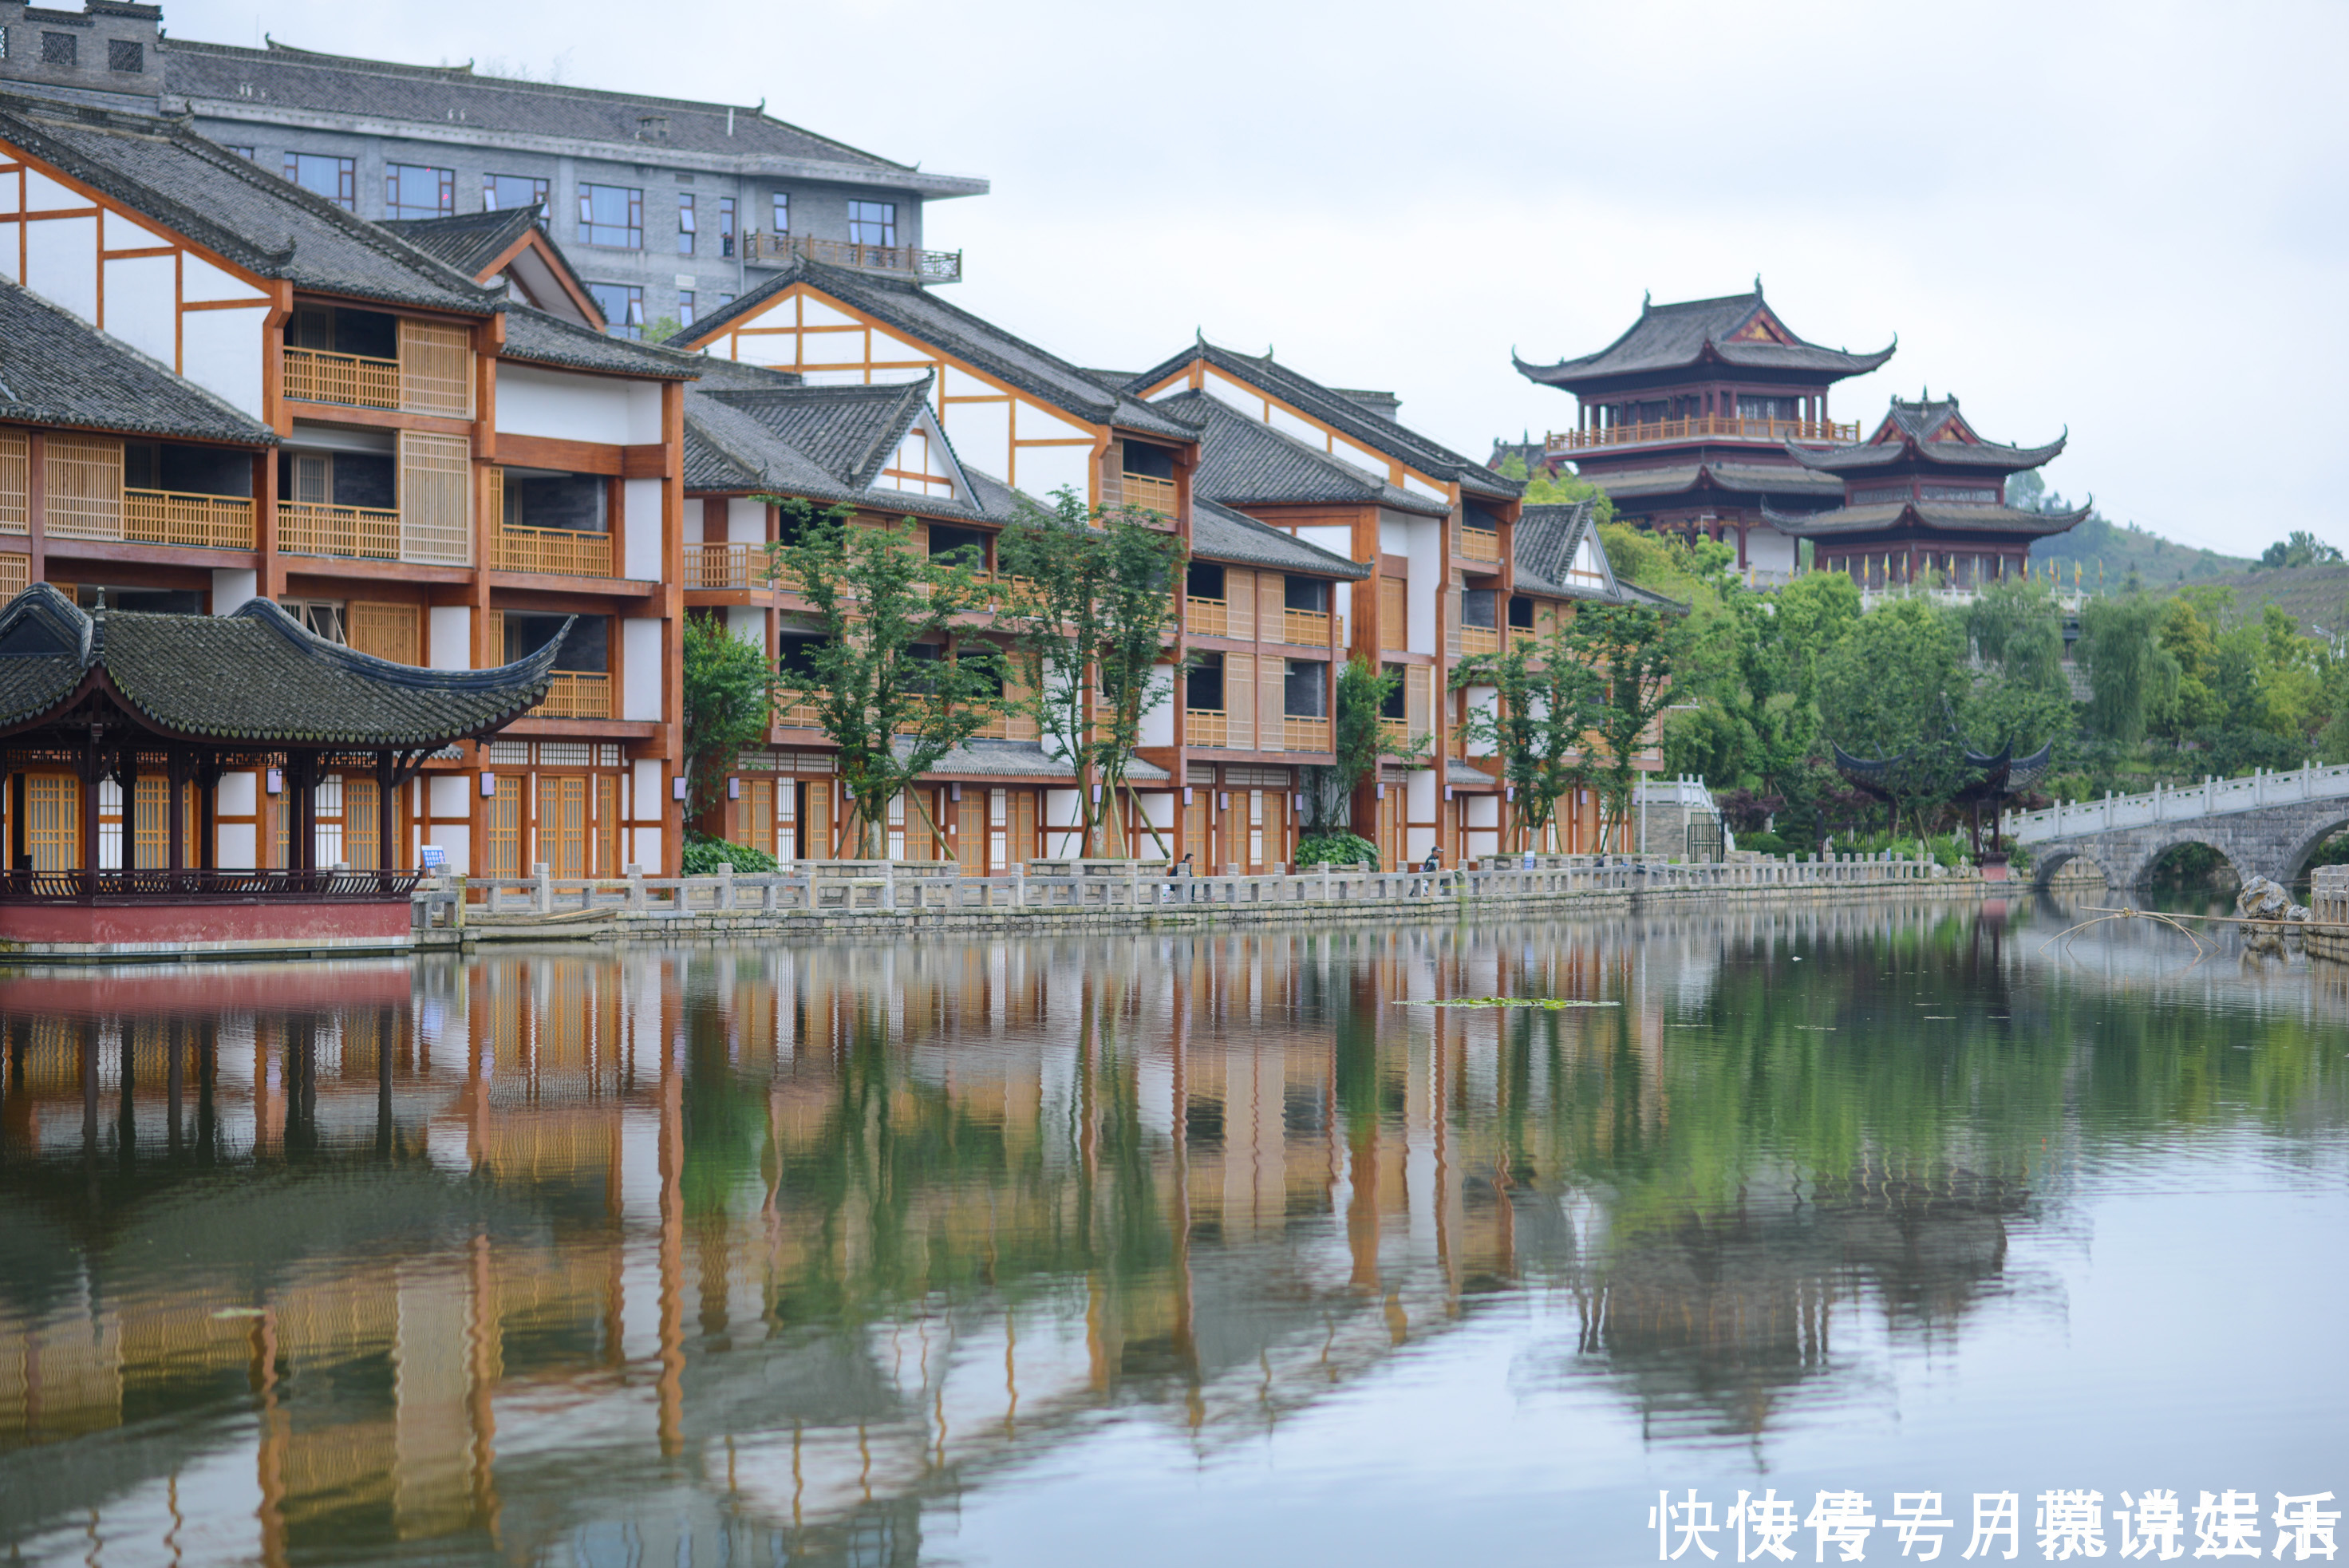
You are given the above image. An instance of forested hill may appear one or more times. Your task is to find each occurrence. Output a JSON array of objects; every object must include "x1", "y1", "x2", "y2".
[
  {"x1": 2027, "y1": 513, "x2": 2254, "y2": 585},
  {"x1": 2178, "y1": 563, "x2": 2349, "y2": 638}
]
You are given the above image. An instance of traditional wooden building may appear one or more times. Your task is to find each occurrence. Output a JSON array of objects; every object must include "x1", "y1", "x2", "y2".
[
  {"x1": 1513, "y1": 285, "x2": 1893, "y2": 583},
  {"x1": 0, "y1": 95, "x2": 698, "y2": 877},
  {"x1": 1765, "y1": 395, "x2": 2087, "y2": 588},
  {"x1": 0, "y1": 582, "x2": 555, "y2": 946}
]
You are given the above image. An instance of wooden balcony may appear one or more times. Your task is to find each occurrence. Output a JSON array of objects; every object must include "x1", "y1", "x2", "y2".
[
  {"x1": 1460, "y1": 624, "x2": 1502, "y2": 655},
  {"x1": 1379, "y1": 717, "x2": 1411, "y2": 752},
  {"x1": 1186, "y1": 596, "x2": 1226, "y2": 638},
  {"x1": 534, "y1": 672, "x2": 611, "y2": 720},
  {"x1": 1282, "y1": 716, "x2": 1332, "y2": 752},
  {"x1": 688, "y1": 541, "x2": 766, "y2": 590},
  {"x1": 1546, "y1": 414, "x2": 1858, "y2": 452},
  {"x1": 1281, "y1": 607, "x2": 1330, "y2": 646},
  {"x1": 775, "y1": 700, "x2": 823, "y2": 729},
  {"x1": 1119, "y1": 472, "x2": 1178, "y2": 518},
  {"x1": 124, "y1": 489, "x2": 256, "y2": 551},
  {"x1": 282, "y1": 344, "x2": 472, "y2": 417},
  {"x1": 1186, "y1": 709, "x2": 1227, "y2": 748},
  {"x1": 973, "y1": 709, "x2": 1041, "y2": 741},
  {"x1": 1456, "y1": 524, "x2": 1502, "y2": 566},
  {"x1": 740, "y1": 231, "x2": 963, "y2": 284},
  {"x1": 279, "y1": 501, "x2": 400, "y2": 563},
  {"x1": 498, "y1": 523, "x2": 614, "y2": 579}
]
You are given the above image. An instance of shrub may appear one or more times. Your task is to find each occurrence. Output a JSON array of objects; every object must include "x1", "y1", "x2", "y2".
[
  {"x1": 682, "y1": 831, "x2": 779, "y2": 875},
  {"x1": 1295, "y1": 831, "x2": 1379, "y2": 868},
  {"x1": 1737, "y1": 830, "x2": 1790, "y2": 857}
]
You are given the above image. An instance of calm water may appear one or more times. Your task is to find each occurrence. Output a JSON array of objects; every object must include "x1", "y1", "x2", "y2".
[{"x1": 3, "y1": 895, "x2": 2346, "y2": 1567}]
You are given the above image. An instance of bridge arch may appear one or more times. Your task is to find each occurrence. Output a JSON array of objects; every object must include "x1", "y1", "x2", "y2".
[{"x1": 2276, "y1": 812, "x2": 2349, "y2": 885}]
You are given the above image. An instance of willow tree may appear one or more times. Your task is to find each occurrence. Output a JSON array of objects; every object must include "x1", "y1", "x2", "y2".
[
  {"x1": 766, "y1": 500, "x2": 1001, "y2": 858},
  {"x1": 1453, "y1": 626, "x2": 1603, "y2": 852},
  {"x1": 1565, "y1": 601, "x2": 1683, "y2": 852},
  {"x1": 994, "y1": 489, "x2": 1186, "y2": 857}
]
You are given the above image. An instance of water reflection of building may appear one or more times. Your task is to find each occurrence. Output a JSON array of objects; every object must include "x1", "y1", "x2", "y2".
[{"x1": 1, "y1": 906, "x2": 2047, "y2": 1563}]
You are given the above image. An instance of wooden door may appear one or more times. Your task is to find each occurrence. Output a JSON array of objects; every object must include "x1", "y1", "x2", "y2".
[
  {"x1": 345, "y1": 776, "x2": 381, "y2": 871},
  {"x1": 1012, "y1": 789, "x2": 1037, "y2": 870},
  {"x1": 742, "y1": 779, "x2": 776, "y2": 859},
  {"x1": 1376, "y1": 783, "x2": 1406, "y2": 869},
  {"x1": 957, "y1": 791, "x2": 987, "y2": 876},
  {"x1": 485, "y1": 775, "x2": 523, "y2": 878},
  {"x1": 1183, "y1": 795, "x2": 1208, "y2": 869},
  {"x1": 595, "y1": 776, "x2": 620, "y2": 875},
  {"x1": 803, "y1": 779, "x2": 831, "y2": 860},
  {"x1": 26, "y1": 774, "x2": 80, "y2": 871},
  {"x1": 539, "y1": 776, "x2": 587, "y2": 878}
]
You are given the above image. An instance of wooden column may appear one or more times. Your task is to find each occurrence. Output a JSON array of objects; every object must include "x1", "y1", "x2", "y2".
[
  {"x1": 79, "y1": 728, "x2": 100, "y2": 881},
  {"x1": 168, "y1": 749, "x2": 187, "y2": 880},
  {"x1": 117, "y1": 747, "x2": 137, "y2": 872},
  {"x1": 377, "y1": 752, "x2": 397, "y2": 886},
  {"x1": 26, "y1": 431, "x2": 45, "y2": 586}
]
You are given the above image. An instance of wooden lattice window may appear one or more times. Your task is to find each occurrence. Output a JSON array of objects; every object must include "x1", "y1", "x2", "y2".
[
  {"x1": 1226, "y1": 570, "x2": 1256, "y2": 642},
  {"x1": 1257, "y1": 653, "x2": 1286, "y2": 754},
  {"x1": 1378, "y1": 575, "x2": 1406, "y2": 646},
  {"x1": 399, "y1": 432, "x2": 472, "y2": 565},
  {"x1": 1226, "y1": 651, "x2": 1255, "y2": 751},
  {"x1": 0, "y1": 553, "x2": 26, "y2": 596},
  {"x1": 595, "y1": 775, "x2": 619, "y2": 876},
  {"x1": 483, "y1": 463, "x2": 504, "y2": 535},
  {"x1": 538, "y1": 775, "x2": 586, "y2": 877},
  {"x1": 132, "y1": 777, "x2": 197, "y2": 870},
  {"x1": 44, "y1": 435, "x2": 124, "y2": 541},
  {"x1": 349, "y1": 602, "x2": 420, "y2": 664},
  {"x1": 484, "y1": 774, "x2": 523, "y2": 878},
  {"x1": 397, "y1": 320, "x2": 474, "y2": 417},
  {"x1": 0, "y1": 429, "x2": 27, "y2": 535},
  {"x1": 26, "y1": 774, "x2": 80, "y2": 871}
]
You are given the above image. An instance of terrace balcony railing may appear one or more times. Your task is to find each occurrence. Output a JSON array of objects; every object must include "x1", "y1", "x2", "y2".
[
  {"x1": 282, "y1": 346, "x2": 472, "y2": 418},
  {"x1": 532, "y1": 673, "x2": 612, "y2": 721},
  {"x1": 1545, "y1": 414, "x2": 1858, "y2": 452},
  {"x1": 38, "y1": 488, "x2": 255, "y2": 551},
  {"x1": 740, "y1": 231, "x2": 963, "y2": 285},
  {"x1": 1116, "y1": 472, "x2": 1178, "y2": 519},
  {"x1": 1281, "y1": 716, "x2": 1332, "y2": 751},
  {"x1": 1456, "y1": 523, "x2": 1502, "y2": 566},
  {"x1": 0, "y1": 867, "x2": 423, "y2": 902},
  {"x1": 1281, "y1": 607, "x2": 1330, "y2": 646},
  {"x1": 688, "y1": 541, "x2": 766, "y2": 590},
  {"x1": 1186, "y1": 709, "x2": 1227, "y2": 748},
  {"x1": 498, "y1": 523, "x2": 614, "y2": 579}
]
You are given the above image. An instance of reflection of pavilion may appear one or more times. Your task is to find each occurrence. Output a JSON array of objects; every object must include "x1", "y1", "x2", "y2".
[{"x1": 0, "y1": 905, "x2": 2045, "y2": 1562}]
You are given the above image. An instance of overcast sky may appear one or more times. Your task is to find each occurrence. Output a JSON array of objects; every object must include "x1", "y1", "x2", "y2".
[{"x1": 170, "y1": 0, "x2": 2349, "y2": 556}]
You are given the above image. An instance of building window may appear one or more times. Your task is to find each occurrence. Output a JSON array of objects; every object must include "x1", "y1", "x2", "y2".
[
  {"x1": 588, "y1": 282, "x2": 645, "y2": 339},
  {"x1": 484, "y1": 173, "x2": 549, "y2": 214},
  {"x1": 677, "y1": 192, "x2": 696, "y2": 254},
  {"x1": 283, "y1": 152, "x2": 356, "y2": 210},
  {"x1": 771, "y1": 192, "x2": 788, "y2": 236},
  {"x1": 41, "y1": 31, "x2": 75, "y2": 67},
  {"x1": 578, "y1": 184, "x2": 643, "y2": 248},
  {"x1": 677, "y1": 291, "x2": 695, "y2": 328},
  {"x1": 108, "y1": 38, "x2": 142, "y2": 73},
  {"x1": 223, "y1": 145, "x2": 255, "y2": 161},
  {"x1": 384, "y1": 163, "x2": 455, "y2": 219},
  {"x1": 718, "y1": 196, "x2": 736, "y2": 257},
  {"x1": 0, "y1": 26, "x2": 10, "y2": 61},
  {"x1": 717, "y1": 292, "x2": 736, "y2": 307},
  {"x1": 848, "y1": 200, "x2": 897, "y2": 247}
]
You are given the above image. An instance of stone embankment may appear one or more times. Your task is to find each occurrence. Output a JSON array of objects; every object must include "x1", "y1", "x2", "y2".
[
  {"x1": 417, "y1": 851, "x2": 1988, "y2": 948},
  {"x1": 2301, "y1": 867, "x2": 2349, "y2": 962}
]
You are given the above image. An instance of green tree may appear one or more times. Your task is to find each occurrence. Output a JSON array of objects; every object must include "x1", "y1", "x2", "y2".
[
  {"x1": 1453, "y1": 626, "x2": 1604, "y2": 852},
  {"x1": 2260, "y1": 530, "x2": 2344, "y2": 569},
  {"x1": 1563, "y1": 602, "x2": 1681, "y2": 852},
  {"x1": 1302, "y1": 657, "x2": 1418, "y2": 837},
  {"x1": 2075, "y1": 594, "x2": 2179, "y2": 746},
  {"x1": 1494, "y1": 452, "x2": 1614, "y2": 523},
  {"x1": 767, "y1": 500, "x2": 1002, "y2": 858},
  {"x1": 1818, "y1": 597, "x2": 1968, "y2": 838},
  {"x1": 681, "y1": 612, "x2": 786, "y2": 818},
  {"x1": 995, "y1": 490, "x2": 1187, "y2": 857}
]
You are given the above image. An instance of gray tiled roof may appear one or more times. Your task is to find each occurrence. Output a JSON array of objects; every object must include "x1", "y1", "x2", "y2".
[
  {"x1": 0, "y1": 584, "x2": 557, "y2": 745},
  {"x1": 685, "y1": 257, "x2": 1202, "y2": 442},
  {"x1": 1123, "y1": 339, "x2": 1520, "y2": 501},
  {"x1": 381, "y1": 207, "x2": 541, "y2": 278},
  {"x1": 1514, "y1": 287, "x2": 1895, "y2": 388},
  {"x1": 1788, "y1": 396, "x2": 2067, "y2": 473},
  {"x1": 1511, "y1": 502, "x2": 1625, "y2": 602},
  {"x1": 1162, "y1": 389, "x2": 1448, "y2": 519},
  {"x1": 1192, "y1": 499, "x2": 1368, "y2": 581},
  {"x1": 0, "y1": 97, "x2": 494, "y2": 314},
  {"x1": 500, "y1": 306, "x2": 701, "y2": 379},
  {"x1": 892, "y1": 737, "x2": 1167, "y2": 784},
  {"x1": 0, "y1": 280, "x2": 275, "y2": 444},
  {"x1": 1760, "y1": 500, "x2": 2094, "y2": 539},
  {"x1": 160, "y1": 40, "x2": 982, "y2": 195},
  {"x1": 1581, "y1": 461, "x2": 1842, "y2": 501}
]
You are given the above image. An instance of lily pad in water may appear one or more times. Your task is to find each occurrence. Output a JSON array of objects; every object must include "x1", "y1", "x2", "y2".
[{"x1": 1399, "y1": 997, "x2": 1621, "y2": 1009}]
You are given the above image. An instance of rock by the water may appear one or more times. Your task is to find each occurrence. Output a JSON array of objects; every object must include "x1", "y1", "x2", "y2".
[{"x1": 2238, "y1": 875, "x2": 2292, "y2": 920}]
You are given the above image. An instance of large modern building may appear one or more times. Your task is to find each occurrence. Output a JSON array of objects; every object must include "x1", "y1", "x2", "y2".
[
  {"x1": 1512, "y1": 285, "x2": 1894, "y2": 583},
  {"x1": 0, "y1": 0, "x2": 985, "y2": 336}
]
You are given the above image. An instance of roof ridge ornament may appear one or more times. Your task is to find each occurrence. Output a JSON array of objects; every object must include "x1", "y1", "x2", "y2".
[{"x1": 1754, "y1": 274, "x2": 1763, "y2": 295}]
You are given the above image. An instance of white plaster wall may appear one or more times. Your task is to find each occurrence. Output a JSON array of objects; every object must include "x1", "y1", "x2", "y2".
[
  {"x1": 1139, "y1": 665, "x2": 1175, "y2": 747},
  {"x1": 179, "y1": 252, "x2": 260, "y2": 305},
  {"x1": 1296, "y1": 524, "x2": 1355, "y2": 560},
  {"x1": 24, "y1": 214, "x2": 96, "y2": 321},
  {"x1": 1377, "y1": 510, "x2": 1415, "y2": 555},
  {"x1": 944, "y1": 399, "x2": 1011, "y2": 484},
  {"x1": 632, "y1": 760, "x2": 667, "y2": 872},
  {"x1": 215, "y1": 772, "x2": 257, "y2": 870},
  {"x1": 428, "y1": 606, "x2": 472, "y2": 669},
  {"x1": 622, "y1": 618, "x2": 664, "y2": 721},
  {"x1": 1139, "y1": 791, "x2": 1176, "y2": 828},
  {"x1": 495, "y1": 365, "x2": 661, "y2": 445},
  {"x1": 727, "y1": 498, "x2": 765, "y2": 543},
  {"x1": 725, "y1": 605, "x2": 763, "y2": 646},
  {"x1": 211, "y1": 569, "x2": 256, "y2": 614},
  {"x1": 1405, "y1": 518, "x2": 1441, "y2": 654},
  {"x1": 1466, "y1": 685, "x2": 1498, "y2": 756},
  {"x1": 180, "y1": 309, "x2": 265, "y2": 420},
  {"x1": 622, "y1": 480, "x2": 664, "y2": 580},
  {"x1": 1017, "y1": 442, "x2": 1092, "y2": 504},
  {"x1": 428, "y1": 774, "x2": 472, "y2": 876},
  {"x1": 1747, "y1": 527, "x2": 1798, "y2": 580},
  {"x1": 101, "y1": 254, "x2": 175, "y2": 366},
  {"x1": 1467, "y1": 794, "x2": 1500, "y2": 828},
  {"x1": 1406, "y1": 768, "x2": 1438, "y2": 863}
]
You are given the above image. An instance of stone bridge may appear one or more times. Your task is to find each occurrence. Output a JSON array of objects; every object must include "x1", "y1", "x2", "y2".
[{"x1": 2000, "y1": 763, "x2": 2349, "y2": 891}]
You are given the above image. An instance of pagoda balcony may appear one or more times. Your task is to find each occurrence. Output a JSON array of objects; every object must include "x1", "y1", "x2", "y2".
[
  {"x1": 1546, "y1": 414, "x2": 1857, "y2": 452},
  {"x1": 740, "y1": 231, "x2": 962, "y2": 285}
]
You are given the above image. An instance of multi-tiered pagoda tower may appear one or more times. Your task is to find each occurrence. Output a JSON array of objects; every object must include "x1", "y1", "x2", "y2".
[
  {"x1": 1513, "y1": 283, "x2": 1894, "y2": 583},
  {"x1": 1764, "y1": 395, "x2": 2089, "y2": 588}
]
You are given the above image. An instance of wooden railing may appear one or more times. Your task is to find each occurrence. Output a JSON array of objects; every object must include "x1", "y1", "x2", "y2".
[
  {"x1": 123, "y1": 488, "x2": 255, "y2": 550},
  {"x1": 282, "y1": 347, "x2": 401, "y2": 412},
  {"x1": 1378, "y1": 717, "x2": 1418, "y2": 752},
  {"x1": 279, "y1": 501, "x2": 400, "y2": 562},
  {"x1": 1119, "y1": 472, "x2": 1178, "y2": 518},
  {"x1": 973, "y1": 709, "x2": 1041, "y2": 741},
  {"x1": 1282, "y1": 716, "x2": 1332, "y2": 752},
  {"x1": 1456, "y1": 524, "x2": 1502, "y2": 565},
  {"x1": 498, "y1": 523, "x2": 614, "y2": 579},
  {"x1": 688, "y1": 541, "x2": 765, "y2": 589},
  {"x1": 1186, "y1": 709, "x2": 1227, "y2": 748},
  {"x1": 1281, "y1": 607, "x2": 1330, "y2": 646},
  {"x1": 740, "y1": 231, "x2": 963, "y2": 283},
  {"x1": 1186, "y1": 597, "x2": 1227, "y2": 638},
  {"x1": 775, "y1": 699, "x2": 823, "y2": 729},
  {"x1": 1546, "y1": 414, "x2": 1858, "y2": 452},
  {"x1": 534, "y1": 672, "x2": 611, "y2": 720},
  {"x1": 1460, "y1": 624, "x2": 1502, "y2": 654}
]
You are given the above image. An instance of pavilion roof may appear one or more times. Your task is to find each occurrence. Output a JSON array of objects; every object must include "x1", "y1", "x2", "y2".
[
  {"x1": 1760, "y1": 499, "x2": 2093, "y2": 539},
  {"x1": 0, "y1": 280, "x2": 276, "y2": 446},
  {"x1": 1514, "y1": 286, "x2": 1893, "y2": 391},
  {"x1": 0, "y1": 586, "x2": 560, "y2": 748},
  {"x1": 1585, "y1": 460, "x2": 1844, "y2": 502},
  {"x1": 1787, "y1": 395, "x2": 2066, "y2": 474},
  {"x1": 1159, "y1": 389, "x2": 1449, "y2": 519}
]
